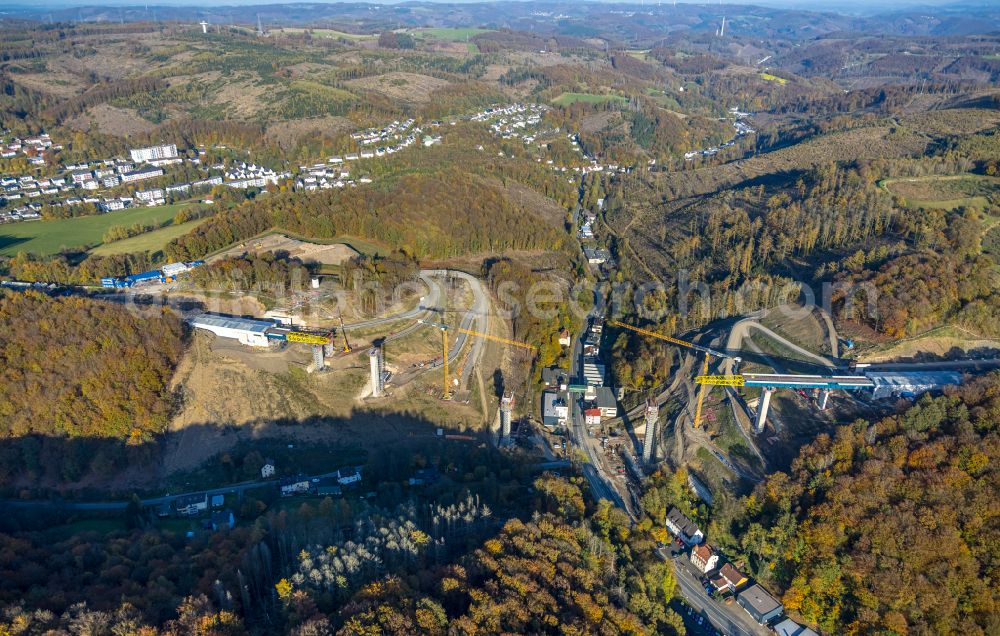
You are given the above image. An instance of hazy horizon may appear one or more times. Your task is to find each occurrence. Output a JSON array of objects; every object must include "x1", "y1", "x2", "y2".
[{"x1": 0, "y1": 0, "x2": 982, "y2": 9}]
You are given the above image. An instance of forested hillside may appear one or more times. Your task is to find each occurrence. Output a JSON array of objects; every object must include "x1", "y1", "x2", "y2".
[
  {"x1": 0, "y1": 291, "x2": 183, "y2": 487},
  {"x1": 0, "y1": 475, "x2": 684, "y2": 635},
  {"x1": 606, "y1": 152, "x2": 1000, "y2": 344},
  {"x1": 305, "y1": 479, "x2": 683, "y2": 635},
  {"x1": 166, "y1": 172, "x2": 568, "y2": 262},
  {"x1": 725, "y1": 373, "x2": 1000, "y2": 634}
]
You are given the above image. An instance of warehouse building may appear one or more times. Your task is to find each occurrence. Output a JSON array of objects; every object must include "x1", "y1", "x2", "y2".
[
  {"x1": 542, "y1": 391, "x2": 568, "y2": 428},
  {"x1": 737, "y1": 583, "x2": 783, "y2": 625},
  {"x1": 188, "y1": 314, "x2": 275, "y2": 347},
  {"x1": 866, "y1": 371, "x2": 963, "y2": 399},
  {"x1": 774, "y1": 618, "x2": 819, "y2": 636},
  {"x1": 582, "y1": 360, "x2": 605, "y2": 387}
]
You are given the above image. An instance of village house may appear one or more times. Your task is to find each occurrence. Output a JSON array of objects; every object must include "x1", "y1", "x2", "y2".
[
  {"x1": 336, "y1": 467, "x2": 362, "y2": 486},
  {"x1": 593, "y1": 386, "x2": 618, "y2": 418},
  {"x1": 665, "y1": 506, "x2": 703, "y2": 545},
  {"x1": 280, "y1": 476, "x2": 311, "y2": 497},
  {"x1": 542, "y1": 391, "x2": 569, "y2": 427},
  {"x1": 175, "y1": 493, "x2": 208, "y2": 516},
  {"x1": 408, "y1": 467, "x2": 440, "y2": 486},
  {"x1": 711, "y1": 562, "x2": 748, "y2": 593},
  {"x1": 541, "y1": 366, "x2": 569, "y2": 391},
  {"x1": 773, "y1": 618, "x2": 819, "y2": 636},
  {"x1": 690, "y1": 543, "x2": 719, "y2": 574}
]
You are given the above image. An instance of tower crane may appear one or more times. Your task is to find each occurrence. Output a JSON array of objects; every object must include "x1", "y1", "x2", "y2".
[
  {"x1": 418, "y1": 319, "x2": 535, "y2": 400},
  {"x1": 607, "y1": 319, "x2": 737, "y2": 429}
]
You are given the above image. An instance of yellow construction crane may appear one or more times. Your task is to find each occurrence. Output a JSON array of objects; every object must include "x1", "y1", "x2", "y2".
[
  {"x1": 695, "y1": 375, "x2": 745, "y2": 386},
  {"x1": 337, "y1": 310, "x2": 352, "y2": 353},
  {"x1": 607, "y1": 319, "x2": 734, "y2": 429},
  {"x1": 287, "y1": 331, "x2": 332, "y2": 345},
  {"x1": 418, "y1": 319, "x2": 535, "y2": 399}
]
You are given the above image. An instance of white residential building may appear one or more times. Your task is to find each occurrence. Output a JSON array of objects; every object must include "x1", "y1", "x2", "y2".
[{"x1": 130, "y1": 143, "x2": 178, "y2": 164}]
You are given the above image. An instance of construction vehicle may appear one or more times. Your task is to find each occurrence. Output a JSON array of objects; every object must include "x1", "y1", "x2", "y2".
[
  {"x1": 607, "y1": 319, "x2": 737, "y2": 429},
  {"x1": 418, "y1": 318, "x2": 535, "y2": 400},
  {"x1": 337, "y1": 310, "x2": 352, "y2": 353}
]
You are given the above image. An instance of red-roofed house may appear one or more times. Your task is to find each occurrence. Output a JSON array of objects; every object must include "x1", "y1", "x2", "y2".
[
  {"x1": 711, "y1": 562, "x2": 748, "y2": 593},
  {"x1": 690, "y1": 543, "x2": 719, "y2": 574}
]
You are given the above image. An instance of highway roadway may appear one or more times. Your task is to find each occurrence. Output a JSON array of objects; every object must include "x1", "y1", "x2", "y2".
[
  {"x1": 405, "y1": 269, "x2": 490, "y2": 382},
  {"x1": 723, "y1": 316, "x2": 836, "y2": 376}
]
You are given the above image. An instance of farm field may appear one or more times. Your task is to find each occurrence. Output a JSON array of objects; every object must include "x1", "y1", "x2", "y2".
[
  {"x1": 552, "y1": 92, "x2": 628, "y2": 107},
  {"x1": 273, "y1": 27, "x2": 376, "y2": 40},
  {"x1": 0, "y1": 203, "x2": 193, "y2": 257},
  {"x1": 412, "y1": 27, "x2": 490, "y2": 41},
  {"x1": 89, "y1": 216, "x2": 210, "y2": 256},
  {"x1": 881, "y1": 173, "x2": 998, "y2": 210}
]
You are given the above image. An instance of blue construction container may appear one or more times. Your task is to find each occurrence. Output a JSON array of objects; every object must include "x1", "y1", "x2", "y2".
[
  {"x1": 125, "y1": 270, "x2": 162, "y2": 284},
  {"x1": 100, "y1": 277, "x2": 118, "y2": 288}
]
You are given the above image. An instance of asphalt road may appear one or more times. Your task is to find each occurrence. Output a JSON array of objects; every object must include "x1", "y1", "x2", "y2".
[
  {"x1": 341, "y1": 270, "x2": 442, "y2": 331},
  {"x1": 724, "y1": 317, "x2": 836, "y2": 375},
  {"x1": 0, "y1": 466, "x2": 354, "y2": 512},
  {"x1": 409, "y1": 269, "x2": 490, "y2": 379},
  {"x1": 660, "y1": 547, "x2": 769, "y2": 636},
  {"x1": 568, "y1": 295, "x2": 632, "y2": 515}
]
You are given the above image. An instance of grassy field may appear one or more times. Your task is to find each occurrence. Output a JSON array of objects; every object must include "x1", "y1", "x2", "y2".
[
  {"x1": 90, "y1": 216, "x2": 210, "y2": 256},
  {"x1": 881, "y1": 174, "x2": 998, "y2": 211},
  {"x1": 761, "y1": 306, "x2": 832, "y2": 356},
  {"x1": 276, "y1": 27, "x2": 375, "y2": 40},
  {"x1": 552, "y1": 92, "x2": 628, "y2": 107},
  {"x1": 858, "y1": 324, "x2": 1000, "y2": 363},
  {"x1": 289, "y1": 80, "x2": 356, "y2": 101},
  {"x1": 42, "y1": 518, "x2": 125, "y2": 542},
  {"x1": 760, "y1": 72, "x2": 788, "y2": 84},
  {"x1": 0, "y1": 203, "x2": 193, "y2": 257},
  {"x1": 412, "y1": 27, "x2": 490, "y2": 41}
]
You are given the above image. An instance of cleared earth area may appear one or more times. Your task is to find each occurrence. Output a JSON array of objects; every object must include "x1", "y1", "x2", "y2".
[{"x1": 209, "y1": 232, "x2": 362, "y2": 265}]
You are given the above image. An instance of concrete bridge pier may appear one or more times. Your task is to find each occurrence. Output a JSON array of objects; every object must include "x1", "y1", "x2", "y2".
[
  {"x1": 818, "y1": 388, "x2": 831, "y2": 410},
  {"x1": 754, "y1": 387, "x2": 774, "y2": 434}
]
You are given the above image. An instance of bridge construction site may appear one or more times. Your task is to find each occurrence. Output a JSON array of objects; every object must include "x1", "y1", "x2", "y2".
[
  {"x1": 181, "y1": 268, "x2": 996, "y2": 506},
  {"x1": 185, "y1": 269, "x2": 536, "y2": 446}
]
